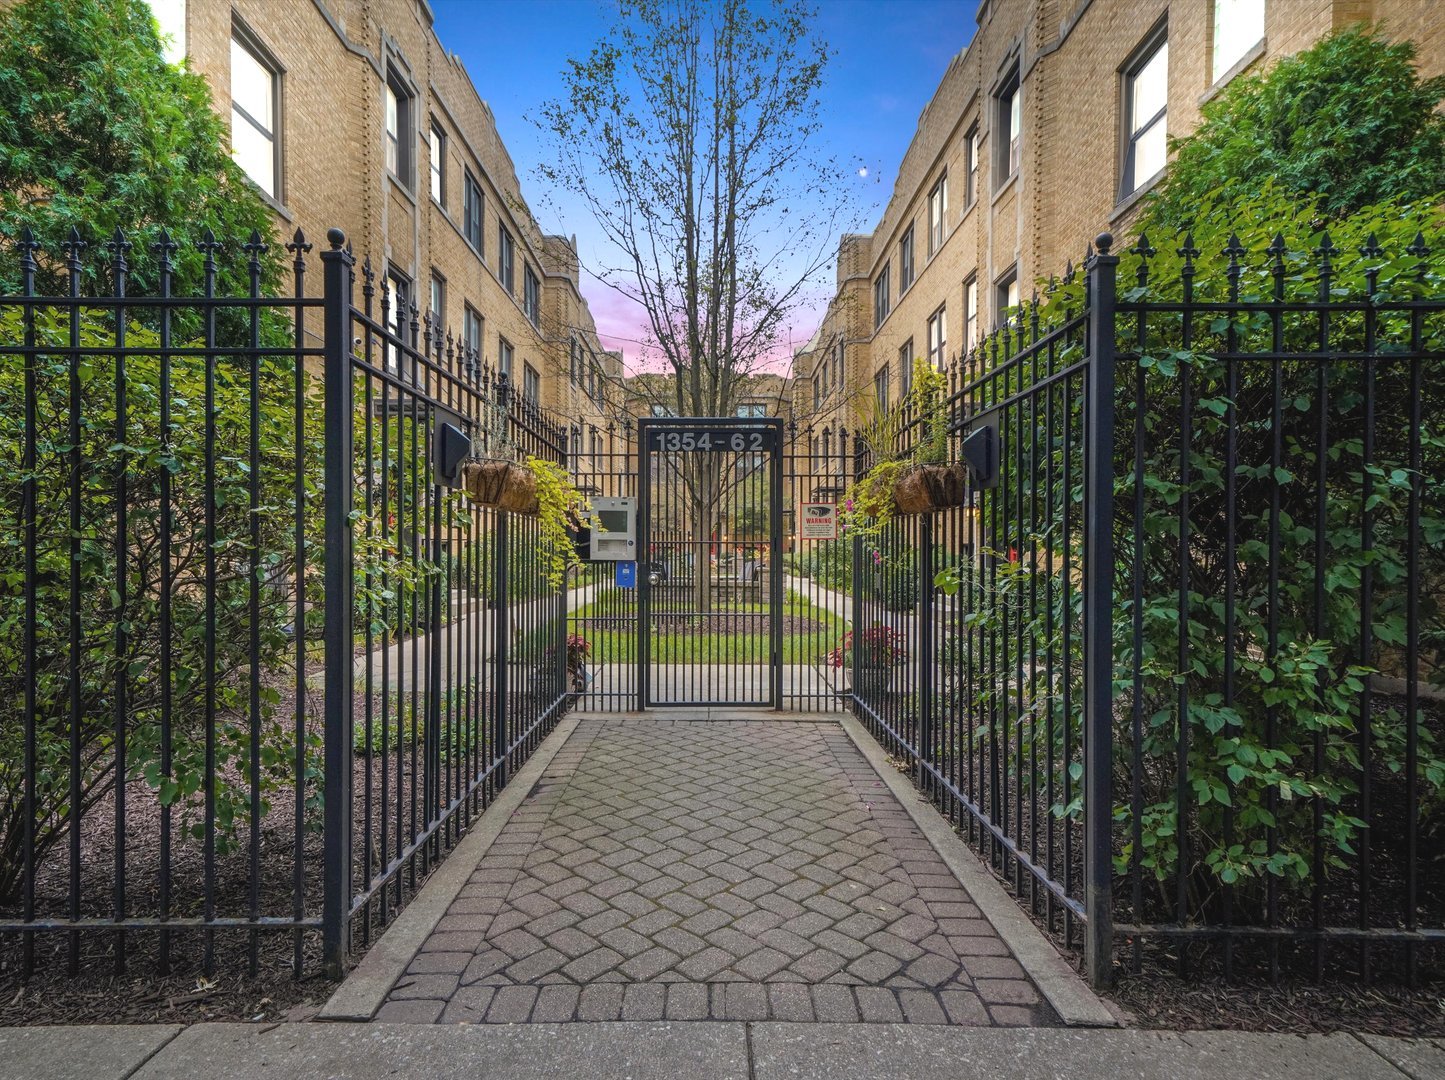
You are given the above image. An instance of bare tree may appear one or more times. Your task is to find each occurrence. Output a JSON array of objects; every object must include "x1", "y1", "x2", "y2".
[{"x1": 537, "y1": 0, "x2": 852, "y2": 610}]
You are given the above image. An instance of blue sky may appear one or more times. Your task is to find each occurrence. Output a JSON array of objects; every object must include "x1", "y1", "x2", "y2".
[{"x1": 432, "y1": 0, "x2": 980, "y2": 367}]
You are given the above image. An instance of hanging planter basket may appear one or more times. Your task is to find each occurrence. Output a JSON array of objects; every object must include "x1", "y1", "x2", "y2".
[
  {"x1": 892, "y1": 462, "x2": 968, "y2": 515},
  {"x1": 461, "y1": 459, "x2": 539, "y2": 515}
]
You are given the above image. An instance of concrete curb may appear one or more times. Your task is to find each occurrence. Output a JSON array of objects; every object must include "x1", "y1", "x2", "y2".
[
  {"x1": 318, "y1": 711, "x2": 585, "y2": 1022},
  {"x1": 837, "y1": 714, "x2": 1120, "y2": 1028}
]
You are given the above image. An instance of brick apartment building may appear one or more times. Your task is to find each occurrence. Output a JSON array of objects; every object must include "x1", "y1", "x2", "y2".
[
  {"x1": 792, "y1": 0, "x2": 1443, "y2": 485},
  {"x1": 142, "y1": 0, "x2": 623, "y2": 455}
]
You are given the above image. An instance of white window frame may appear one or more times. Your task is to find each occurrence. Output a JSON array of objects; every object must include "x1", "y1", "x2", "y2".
[
  {"x1": 385, "y1": 69, "x2": 413, "y2": 187},
  {"x1": 996, "y1": 65, "x2": 1021, "y2": 185},
  {"x1": 1213, "y1": 0, "x2": 1265, "y2": 85},
  {"x1": 927, "y1": 306, "x2": 947, "y2": 369},
  {"x1": 927, "y1": 175, "x2": 948, "y2": 256},
  {"x1": 230, "y1": 27, "x2": 281, "y2": 200},
  {"x1": 1122, "y1": 30, "x2": 1169, "y2": 198},
  {"x1": 429, "y1": 122, "x2": 446, "y2": 206},
  {"x1": 964, "y1": 276, "x2": 978, "y2": 355},
  {"x1": 463, "y1": 170, "x2": 484, "y2": 254}
]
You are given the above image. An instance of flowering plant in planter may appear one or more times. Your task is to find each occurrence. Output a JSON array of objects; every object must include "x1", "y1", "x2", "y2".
[
  {"x1": 566, "y1": 633, "x2": 592, "y2": 672},
  {"x1": 826, "y1": 625, "x2": 908, "y2": 669}
]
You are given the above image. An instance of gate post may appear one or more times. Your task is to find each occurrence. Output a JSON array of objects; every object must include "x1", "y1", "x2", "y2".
[
  {"x1": 917, "y1": 514, "x2": 934, "y2": 791},
  {"x1": 1082, "y1": 232, "x2": 1118, "y2": 988},
  {"x1": 321, "y1": 229, "x2": 355, "y2": 978}
]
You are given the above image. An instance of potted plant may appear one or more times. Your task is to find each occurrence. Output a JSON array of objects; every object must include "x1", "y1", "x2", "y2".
[
  {"x1": 461, "y1": 400, "x2": 539, "y2": 513},
  {"x1": 892, "y1": 358, "x2": 967, "y2": 514},
  {"x1": 567, "y1": 633, "x2": 592, "y2": 693},
  {"x1": 827, "y1": 625, "x2": 908, "y2": 699}
]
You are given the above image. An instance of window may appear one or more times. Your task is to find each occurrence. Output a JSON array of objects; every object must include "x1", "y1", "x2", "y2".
[
  {"x1": 736, "y1": 403, "x2": 766, "y2": 418},
  {"x1": 898, "y1": 226, "x2": 915, "y2": 293},
  {"x1": 835, "y1": 339, "x2": 845, "y2": 387},
  {"x1": 927, "y1": 175, "x2": 947, "y2": 255},
  {"x1": 498, "y1": 226, "x2": 515, "y2": 294},
  {"x1": 385, "y1": 70, "x2": 413, "y2": 185},
  {"x1": 463, "y1": 305, "x2": 483, "y2": 360},
  {"x1": 927, "y1": 306, "x2": 947, "y2": 369},
  {"x1": 523, "y1": 265, "x2": 540, "y2": 327},
  {"x1": 996, "y1": 267, "x2": 1019, "y2": 325},
  {"x1": 1213, "y1": 0, "x2": 1264, "y2": 83},
  {"x1": 873, "y1": 263, "x2": 890, "y2": 329},
  {"x1": 463, "y1": 171, "x2": 484, "y2": 254},
  {"x1": 569, "y1": 337, "x2": 579, "y2": 384},
  {"x1": 230, "y1": 31, "x2": 280, "y2": 199},
  {"x1": 996, "y1": 65, "x2": 1021, "y2": 184},
  {"x1": 873, "y1": 365, "x2": 890, "y2": 411},
  {"x1": 429, "y1": 271, "x2": 445, "y2": 328},
  {"x1": 429, "y1": 123, "x2": 446, "y2": 205},
  {"x1": 498, "y1": 336, "x2": 513, "y2": 378},
  {"x1": 385, "y1": 267, "x2": 410, "y2": 373},
  {"x1": 523, "y1": 362, "x2": 540, "y2": 404},
  {"x1": 899, "y1": 339, "x2": 913, "y2": 397},
  {"x1": 812, "y1": 374, "x2": 821, "y2": 411},
  {"x1": 966, "y1": 126, "x2": 980, "y2": 207},
  {"x1": 964, "y1": 276, "x2": 979, "y2": 354},
  {"x1": 1123, "y1": 34, "x2": 1168, "y2": 197}
]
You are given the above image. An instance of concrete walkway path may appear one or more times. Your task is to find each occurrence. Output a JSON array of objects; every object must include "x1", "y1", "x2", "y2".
[
  {"x1": 5, "y1": 1021, "x2": 1441, "y2": 1080},
  {"x1": 329, "y1": 709, "x2": 1101, "y2": 1027}
]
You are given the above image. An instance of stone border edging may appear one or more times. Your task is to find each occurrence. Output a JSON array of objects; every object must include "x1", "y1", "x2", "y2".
[
  {"x1": 836, "y1": 714, "x2": 1121, "y2": 1028},
  {"x1": 318, "y1": 711, "x2": 586, "y2": 1022}
]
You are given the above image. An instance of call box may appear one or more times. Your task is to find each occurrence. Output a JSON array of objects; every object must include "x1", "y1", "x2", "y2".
[{"x1": 588, "y1": 496, "x2": 637, "y2": 561}]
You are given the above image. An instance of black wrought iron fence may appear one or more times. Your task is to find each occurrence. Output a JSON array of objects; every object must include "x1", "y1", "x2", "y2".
[
  {"x1": 847, "y1": 225, "x2": 1445, "y2": 988},
  {"x1": 0, "y1": 225, "x2": 569, "y2": 984}
]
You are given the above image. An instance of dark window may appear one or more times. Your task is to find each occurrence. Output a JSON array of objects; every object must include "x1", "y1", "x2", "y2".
[
  {"x1": 812, "y1": 374, "x2": 821, "y2": 411},
  {"x1": 899, "y1": 339, "x2": 913, "y2": 396},
  {"x1": 1122, "y1": 32, "x2": 1168, "y2": 197},
  {"x1": 429, "y1": 270, "x2": 445, "y2": 328},
  {"x1": 873, "y1": 365, "x2": 890, "y2": 411},
  {"x1": 996, "y1": 267, "x2": 1019, "y2": 326},
  {"x1": 569, "y1": 337, "x2": 579, "y2": 384},
  {"x1": 873, "y1": 263, "x2": 890, "y2": 329},
  {"x1": 996, "y1": 65, "x2": 1020, "y2": 184},
  {"x1": 385, "y1": 68, "x2": 413, "y2": 186},
  {"x1": 523, "y1": 362, "x2": 540, "y2": 404},
  {"x1": 898, "y1": 226, "x2": 915, "y2": 293},
  {"x1": 463, "y1": 171, "x2": 484, "y2": 253},
  {"x1": 498, "y1": 336, "x2": 513, "y2": 378},
  {"x1": 463, "y1": 304, "x2": 483, "y2": 359},
  {"x1": 524, "y1": 265, "x2": 541, "y2": 327},
  {"x1": 499, "y1": 226, "x2": 515, "y2": 294}
]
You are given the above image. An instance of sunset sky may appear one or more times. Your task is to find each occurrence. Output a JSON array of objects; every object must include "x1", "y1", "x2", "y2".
[{"x1": 431, "y1": 0, "x2": 980, "y2": 373}]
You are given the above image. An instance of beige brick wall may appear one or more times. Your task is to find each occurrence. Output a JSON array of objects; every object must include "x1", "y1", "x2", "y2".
[
  {"x1": 794, "y1": 0, "x2": 1443, "y2": 433},
  {"x1": 177, "y1": 0, "x2": 618, "y2": 440}
]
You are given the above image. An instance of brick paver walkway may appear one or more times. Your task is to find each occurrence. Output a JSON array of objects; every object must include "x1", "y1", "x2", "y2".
[{"x1": 377, "y1": 714, "x2": 1056, "y2": 1026}]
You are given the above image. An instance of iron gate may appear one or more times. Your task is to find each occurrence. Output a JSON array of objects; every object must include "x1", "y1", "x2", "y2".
[{"x1": 638, "y1": 417, "x2": 783, "y2": 708}]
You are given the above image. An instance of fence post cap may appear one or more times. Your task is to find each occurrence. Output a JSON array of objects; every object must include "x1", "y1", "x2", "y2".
[
  {"x1": 1094, "y1": 232, "x2": 1114, "y2": 255},
  {"x1": 327, "y1": 227, "x2": 347, "y2": 249}
]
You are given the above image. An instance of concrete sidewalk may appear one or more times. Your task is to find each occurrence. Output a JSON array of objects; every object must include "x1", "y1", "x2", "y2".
[{"x1": 4, "y1": 1021, "x2": 1442, "y2": 1080}]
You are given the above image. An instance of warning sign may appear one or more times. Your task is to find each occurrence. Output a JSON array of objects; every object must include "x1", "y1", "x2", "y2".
[{"x1": 800, "y1": 501, "x2": 838, "y2": 540}]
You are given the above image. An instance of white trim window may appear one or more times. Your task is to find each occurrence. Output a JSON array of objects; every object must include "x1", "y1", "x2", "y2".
[
  {"x1": 523, "y1": 362, "x2": 540, "y2": 404},
  {"x1": 996, "y1": 66, "x2": 1021, "y2": 183},
  {"x1": 230, "y1": 32, "x2": 279, "y2": 198},
  {"x1": 429, "y1": 123, "x2": 446, "y2": 205},
  {"x1": 873, "y1": 263, "x2": 890, "y2": 329},
  {"x1": 1213, "y1": 0, "x2": 1264, "y2": 83},
  {"x1": 927, "y1": 175, "x2": 948, "y2": 255},
  {"x1": 966, "y1": 125, "x2": 980, "y2": 207},
  {"x1": 524, "y1": 265, "x2": 541, "y2": 327},
  {"x1": 964, "y1": 276, "x2": 978, "y2": 355},
  {"x1": 463, "y1": 305, "x2": 483, "y2": 360},
  {"x1": 927, "y1": 306, "x2": 947, "y2": 369},
  {"x1": 873, "y1": 365, "x2": 890, "y2": 411},
  {"x1": 498, "y1": 336, "x2": 514, "y2": 378},
  {"x1": 1123, "y1": 34, "x2": 1168, "y2": 197},
  {"x1": 463, "y1": 171, "x2": 484, "y2": 253},
  {"x1": 499, "y1": 226, "x2": 516, "y2": 295}
]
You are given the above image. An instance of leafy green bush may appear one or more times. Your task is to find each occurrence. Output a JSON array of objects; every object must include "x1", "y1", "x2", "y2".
[{"x1": 1149, "y1": 27, "x2": 1445, "y2": 230}]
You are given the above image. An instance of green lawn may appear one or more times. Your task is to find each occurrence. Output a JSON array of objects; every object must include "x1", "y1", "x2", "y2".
[{"x1": 570, "y1": 587, "x2": 844, "y2": 663}]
